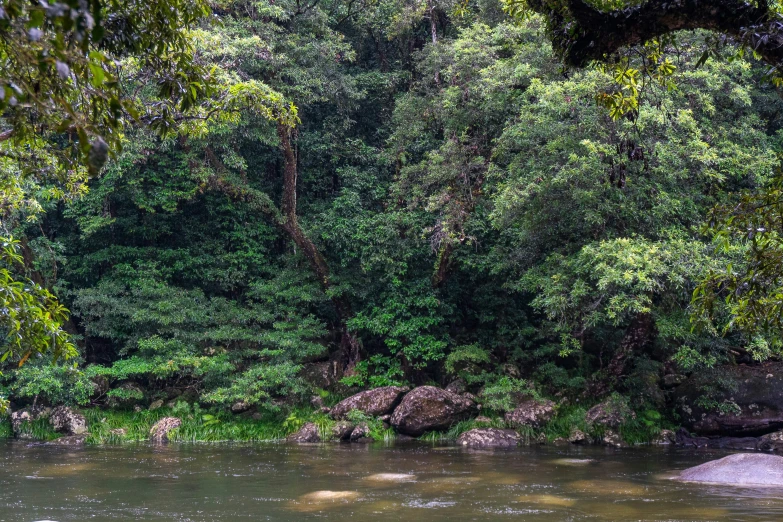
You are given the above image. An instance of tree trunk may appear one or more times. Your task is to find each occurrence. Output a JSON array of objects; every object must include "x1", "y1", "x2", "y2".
[
  {"x1": 275, "y1": 124, "x2": 362, "y2": 371},
  {"x1": 588, "y1": 312, "x2": 657, "y2": 397}
]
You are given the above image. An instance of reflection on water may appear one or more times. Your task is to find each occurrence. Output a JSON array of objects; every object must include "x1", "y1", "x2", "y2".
[{"x1": 1, "y1": 439, "x2": 782, "y2": 521}]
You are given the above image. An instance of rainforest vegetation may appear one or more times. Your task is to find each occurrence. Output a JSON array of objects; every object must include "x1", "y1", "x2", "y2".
[{"x1": 3, "y1": 0, "x2": 783, "y2": 443}]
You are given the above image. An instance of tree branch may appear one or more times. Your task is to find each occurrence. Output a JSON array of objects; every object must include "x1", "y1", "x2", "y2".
[{"x1": 528, "y1": 0, "x2": 780, "y2": 67}]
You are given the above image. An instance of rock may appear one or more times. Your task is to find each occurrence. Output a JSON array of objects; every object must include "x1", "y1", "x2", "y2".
[
  {"x1": 149, "y1": 400, "x2": 164, "y2": 411},
  {"x1": 600, "y1": 429, "x2": 626, "y2": 448},
  {"x1": 330, "y1": 386, "x2": 409, "y2": 420},
  {"x1": 456, "y1": 428, "x2": 521, "y2": 448},
  {"x1": 675, "y1": 363, "x2": 783, "y2": 437},
  {"x1": 231, "y1": 401, "x2": 251, "y2": 414},
  {"x1": 505, "y1": 398, "x2": 555, "y2": 428},
  {"x1": 90, "y1": 375, "x2": 110, "y2": 398},
  {"x1": 674, "y1": 428, "x2": 760, "y2": 450},
  {"x1": 390, "y1": 386, "x2": 478, "y2": 436},
  {"x1": 463, "y1": 392, "x2": 479, "y2": 404},
  {"x1": 445, "y1": 379, "x2": 466, "y2": 395},
  {"x1": 350, "y1": 424, "x2": 370, "y2": 441},
  {"x1": 758, "y1": 430, "x2": 783, "y2": 452},
  {"x1": 48, "y1": 434, "x2": 87, "y2": 446},
  {"x1": 585, "y1": 398, "x2": 635, "y2": 429},
  {"x1": 107, "y1": 382, "x2": 146, "y2": 408},
  {"x1": 287, "y1": 422, "x2": 320, "y2": 443},
  {"x1": 677, "y1": 453, "x2": 783, "y2": 486},
  {"x1": 49, "y1": 406, "x2": 88, "y2": 435},
  {"x1": 500, "y1": 363, "x2": 522, "y2": 379},
  {"x1": 652, "y1": 429, "x2": 675, "y2": 445},
  {"x1": 310, "y1": 395, "x2": 325, "y2": 409},
  {"x1": 10, "y1": 407, "x2": 52, "y2": 439},
  {"x1": 331, "y1": 421, "x2": 354, "y2": 441},
  {"x1": 300, "y1": 361, "x2": 342, "y2": 390},
  {"x1": 568, "y1": 429, "x2": 589, "y2": 444},
  {"x1": 149, "y1": 417, "x2": 182, "y2": 443},
  {"x1": 10, "y1": 410, "x2": 34, "y2": 437}
]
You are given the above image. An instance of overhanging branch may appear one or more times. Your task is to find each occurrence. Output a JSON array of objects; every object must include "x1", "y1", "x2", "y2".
[{"x1": 528, "y1": 0, "x2": 781, "y2": 67}]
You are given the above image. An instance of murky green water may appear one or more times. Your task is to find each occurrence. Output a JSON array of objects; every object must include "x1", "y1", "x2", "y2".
[{"x1": 1, "y1": 440, "x2": 782, "y2": 521}]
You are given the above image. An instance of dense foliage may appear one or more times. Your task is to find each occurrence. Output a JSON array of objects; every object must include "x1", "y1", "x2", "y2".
[{"x1": 3, "y1": 0, "x2": 783, "y2": 425}]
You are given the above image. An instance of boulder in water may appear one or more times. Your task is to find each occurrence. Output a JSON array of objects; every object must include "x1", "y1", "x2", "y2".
[
  {"x1": 677, "y1": 453, "x2": 783, "y2": 486},
  {"x1": 390, "y1": 386, "x2": 477, "y2": 436},
  {"x1": 456, "y1": 428, "x2": 520, "y2": 448},
  {"x1": 330, "y1": 386, "x2": 409, "y2": 420},
  {"x1": 49, "y1": 406, "x2": 87, "y2": 435},
  {"x1": 287, "y1": 422, "x2": 320, "y2": 443},
  {"x1": 149, "y1": 417, "x2": 181, "y2": 443}
]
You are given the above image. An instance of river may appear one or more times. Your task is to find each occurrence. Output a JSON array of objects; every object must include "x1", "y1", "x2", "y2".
[{"x1": 1, "y1": 440, "x2": 782, "y2": 521}]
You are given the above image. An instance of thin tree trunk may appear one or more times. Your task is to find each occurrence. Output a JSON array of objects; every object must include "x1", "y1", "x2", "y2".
[
  {"x1": 206, "y1": 128, "x2": 362, "y2": 371},
  {"x1": 276, "y1": 125, "x2": 362, "y2": 370},
  {"x1": 588, "y1": 312, "x2": 657, "y2": 397}
]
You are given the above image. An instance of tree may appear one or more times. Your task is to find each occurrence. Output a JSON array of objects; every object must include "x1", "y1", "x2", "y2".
[
  {"x1": 0, "y1": 0, "x2": 214, "y2": 408},
  {"x1": 503, "y1": 0, "x2": 783, "y2": 69}
]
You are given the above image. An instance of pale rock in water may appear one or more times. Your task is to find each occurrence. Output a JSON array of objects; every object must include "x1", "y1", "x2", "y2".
[{"x1": 677, "y1": 453, "x2": 783, "y2": 486}]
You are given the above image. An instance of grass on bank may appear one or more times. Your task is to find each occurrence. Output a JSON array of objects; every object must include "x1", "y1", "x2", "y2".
[{"x1": 0, "y1": 398, "x2": 672, "y2": 445}]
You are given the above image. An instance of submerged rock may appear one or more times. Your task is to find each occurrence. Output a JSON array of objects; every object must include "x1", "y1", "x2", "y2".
[
  {"x1": 675, "y1": 363, "x2": 783, "y2": 437},
  {"x1": 505, "y1": 398, "x2": 555, "y2": 428},
  {"x1": 390, "y1": 386, "x2": 477, "y2": 436},
  {"x1": 365, "y1": 473, "x2": 417, "y2": 482},
  {"x1": 287, "y1": 422, "x2": 321, "y2": 443},
  {"x1": 456, "y1": 428, "x2": 520, "y2": 448},
  {"x1": 149, "y1": 417, "x2": 182, "y2": 443},
  {"x1": 330, "y1": 386, "x2": 409, "y2": 420},
  {"x1": 677, "y1": 453, "x2": 783, "y2": 486},
  {"x1": 48, "y1": 434, "x2": 87, "y2": 446},
  {"x1": 49, "y1": 406, "x2": 87, "y2": 436}
]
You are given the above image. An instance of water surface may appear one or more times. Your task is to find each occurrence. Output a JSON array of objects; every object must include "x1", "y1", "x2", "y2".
[{"x1": 1, "y1": 440, "x2": 782, "y2": 521}]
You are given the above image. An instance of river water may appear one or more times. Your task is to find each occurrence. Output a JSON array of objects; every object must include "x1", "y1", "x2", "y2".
[{"x1": 1, "y1": 440, "x2": 782, "y2": 521}]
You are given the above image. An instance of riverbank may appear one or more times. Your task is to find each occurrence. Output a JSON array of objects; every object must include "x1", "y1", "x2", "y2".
[{"x1": 2, "y1": 401, "x2": 671, "y2": 446}]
